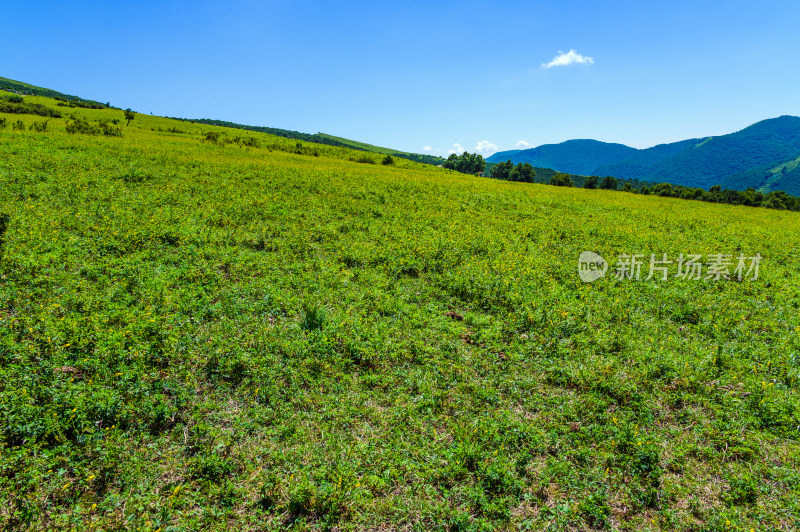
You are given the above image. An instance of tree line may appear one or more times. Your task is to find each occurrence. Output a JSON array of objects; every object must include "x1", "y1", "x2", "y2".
[
  {"x1": 484, "y1": 158, "x2": 800, "y2": 212},
  {"x1": 442, "y1": 152, "x2": 486, "y2": 175}
]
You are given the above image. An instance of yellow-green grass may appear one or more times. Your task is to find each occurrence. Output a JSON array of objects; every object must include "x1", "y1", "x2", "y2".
[
  {"x1": 317, "y1": 132, "x2": 426, "y2": 157},
  {"x1": 1, "y1": 97, "x2": 800, "y2": 530}
]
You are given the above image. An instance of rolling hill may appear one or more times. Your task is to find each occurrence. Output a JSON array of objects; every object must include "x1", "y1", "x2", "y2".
[
  {"x1": 488, "y1": 116, "x2": 800, "y2": 194},
  {"x1": 317, "y1": 133, "x2": 445, "y2": 165},
  {"x1": 0, "y1": 75, "x2": 440, "y2": 167},
  {"x1": 2, "y1": 82, "x2": 800, "y2": 531},
  {"x1": 0, "y1": 76, "x2": 109, "y2": 108}
]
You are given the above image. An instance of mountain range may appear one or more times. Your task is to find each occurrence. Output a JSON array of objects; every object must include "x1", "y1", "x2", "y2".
[{"x1": 487, "y1": 116, "x2": 800, "y2": 195}]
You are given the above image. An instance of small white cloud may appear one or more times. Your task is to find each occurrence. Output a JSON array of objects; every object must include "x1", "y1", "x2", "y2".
[
  {"x1": 422, "y1": 145, "x2": 433, "y2": 152},
  {"x1": 542, "y1": 49, "x2": 594, "y2": 69},
  {"x1": 447, "y1": 142, "x2": 466, "y2": 155},
  {"x1": 474, "y1": 140, "x2": 498, "y2": 155},
  {"x1": 515, "y1": 140, "x2": 532, "y2": 149}
]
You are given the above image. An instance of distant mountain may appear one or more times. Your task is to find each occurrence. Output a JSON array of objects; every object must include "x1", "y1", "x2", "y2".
[
  {"x1": 487, "y1": 116, "x2": 800, "y2": 195},
  {"x1": 489, "y1": 139, "x2": 637, "y2": 176}
]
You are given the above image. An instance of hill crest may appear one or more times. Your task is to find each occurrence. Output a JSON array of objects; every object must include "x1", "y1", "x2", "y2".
[{"x1": 488, "y1": 116, "x2": 800, "y2": 194}]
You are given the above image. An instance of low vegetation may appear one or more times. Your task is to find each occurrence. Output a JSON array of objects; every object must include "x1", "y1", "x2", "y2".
[
  {"x1": 0, "y1": 95, "x2": 62, "y2": 118},
  {"x1": 1, "y1": 94, "x2": 799, "y2": 530}
]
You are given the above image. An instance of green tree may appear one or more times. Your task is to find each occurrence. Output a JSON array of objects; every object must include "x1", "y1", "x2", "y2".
[
  {"x1": 550, "y1": 173, "x2": 574, "y2": 187},
  {"x1": 652, "y1": 183, "x2": 674, "y2": 197},
  {"x1": 444, "y1": 152, "x2": 486, "y2": 175},
  {"x1": 510, "y1": 162, "x2": 536, "y2": 183},
  {"x1": 584, "y1": 176, "x2": 599, "y2": 189},
  {"x1": 443, "y1": 153, "x2": 459, "y2": 171},
  {"x1": 600, "y1": 176, "x2": 618, "y2": 190},
  {"x1": 124, "y1": 108, "x2": 135, "y2": 126},
  {"x1": 490, "y1": 160, "x2": 514, "y2": 181}
]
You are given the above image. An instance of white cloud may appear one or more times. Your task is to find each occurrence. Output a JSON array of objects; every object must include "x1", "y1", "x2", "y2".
[
  {"x1": 542, "y1": 49, "x2": 594, "y2": 69},
  {"x1": 515, "y1": 140, "x2": 532, "y2": 149},
  {"x1": 447, "y1": 142, "x2": 466, "y2": 155},
  {"x1": 422, "y1": 145, "x2": 433, "y2": 152},
  {"x1": 474, "y1": 140, "x2": 498, "y2": 155}
]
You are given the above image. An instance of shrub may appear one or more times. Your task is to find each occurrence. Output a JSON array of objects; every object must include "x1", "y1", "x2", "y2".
[
  {"x1": 238, "y1": 136, "x2": 260, "y2": 148},
  {"x1": 12, "y1": 120, "x2": 25, "y2": 131},
  {"x1": 204, "y1": 131, "x2": 222, "y2": 144},
  {"x1": 29, "y1": 120, "x2": 48, "y2": 133},
  {"x1": 65, "y1": 118, "x2": 99, "y2": 135},
  {"x1": 0, "y1": 117, "x2": 6, "y2": 128},
  {"x1": 382, "y1": 155, "x2": 395, "y2": 165},
  {"x1": 0, "y1": 99, "x2": 61, "y2": 117},
  {"x1": 98, "y1": 120, "x2": 123, "y2": 137}
]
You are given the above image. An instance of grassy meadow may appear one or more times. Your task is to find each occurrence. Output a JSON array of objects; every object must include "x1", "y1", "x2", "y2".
[{"x1": 1, "y1": 97, "x2": 800, "y2": 530}]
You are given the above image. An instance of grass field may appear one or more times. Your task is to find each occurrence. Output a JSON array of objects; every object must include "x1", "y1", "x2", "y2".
[
  {"x1": 316, "y1": 133, "x2": 424, "y2": 156},
  {"x1": 2, "y1": 96, "x2": 800, "y2": 531}
]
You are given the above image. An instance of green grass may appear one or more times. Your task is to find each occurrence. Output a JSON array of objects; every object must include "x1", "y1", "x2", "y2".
[
  {"x1": 317, "y1": 133, "x2": 445, "y2": 165},
  {"x1": 317, "y1": 133, "x2": 416, "y2": 156},
  {"x1": 1, "y1": 96, "x2": 800, "y2": 531},
  {"x1": 1, "y1": 76, "x2": 107, "y2": 107}
]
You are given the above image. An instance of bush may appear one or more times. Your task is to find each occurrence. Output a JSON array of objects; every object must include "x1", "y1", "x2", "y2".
[
  {"x1": 0, "y1": 99, "x2": 61, "y2": 118},
  {"x1": 0, "y1": 117, "x2": 6, "y2": 129},
  {"x1": 29, "y1": 120, "x2": 48, "y2": 133},
  {"x1": 12, "y1": 120, "x2": 25, "y2": 131},
  {"x1": 65, "y1": 118, "x2": 99, "y2": 135},
  {"x1": 98, "y1": 120, "x2": 123, "y2": 137},
  {"x1": 232, "y1": 135, "x2": 260, "y2": 148},
  {"x1": 382, "y1": 155, "x2": 395, "y2": 166}
]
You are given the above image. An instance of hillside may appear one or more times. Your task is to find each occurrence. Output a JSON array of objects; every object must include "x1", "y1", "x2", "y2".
[
  {"x1": 2, "y1": 92, "x2": 800, "y2": 531},
  {"x1": 489, "y1": 116, "x2": 800, "y2": 194},
  {"x1": 0, "y1": 76, "x2": 108, "y2": 108},
  {"x1": 0, "y1": 76, "x2": 437, "y2": 167},
  {"x1": 317, "y1": 133, "x2": 445, "y2": 166}
]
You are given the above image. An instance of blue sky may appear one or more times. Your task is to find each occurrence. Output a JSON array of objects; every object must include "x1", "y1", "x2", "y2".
[{"x1": 4, "y1": 0, "x2": 800, "y2": 155}]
